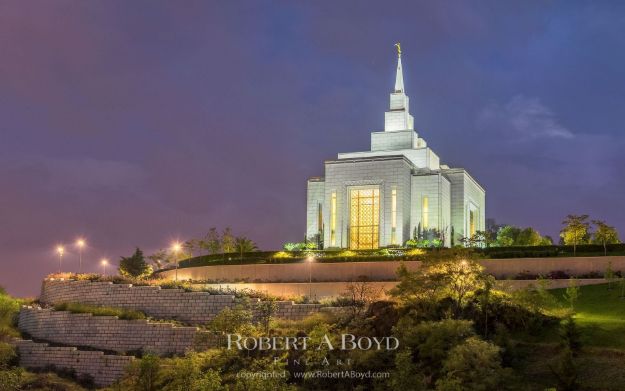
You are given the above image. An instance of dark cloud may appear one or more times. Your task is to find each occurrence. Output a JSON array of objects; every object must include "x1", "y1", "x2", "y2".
[{"x1": 0, "y1": 1, "x2": 624, "y2": 295}]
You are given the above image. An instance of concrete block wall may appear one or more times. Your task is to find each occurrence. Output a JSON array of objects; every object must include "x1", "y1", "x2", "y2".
[
  {"x1": 13, "y1": 338, "x2": 134, "y2": 387},
  {"x1": 39, "y1": 279, "x2": 322, "y2": 324},
  {"x1": 18, "y1": 306, "x2": 219, "y2": 356}
]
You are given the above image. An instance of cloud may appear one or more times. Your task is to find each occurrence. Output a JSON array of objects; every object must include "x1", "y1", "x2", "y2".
[{"x1": 478, "y1": 95, "x2": 574, "y2": 140}]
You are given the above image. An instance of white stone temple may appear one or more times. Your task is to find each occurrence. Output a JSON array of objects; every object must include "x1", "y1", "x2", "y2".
[{"x1": 306, "y1": 46, "x2": 485, "y2": 249}]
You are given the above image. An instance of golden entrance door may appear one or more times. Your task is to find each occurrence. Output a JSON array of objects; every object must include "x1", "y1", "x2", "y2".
[{"x1": 349, "y1": 188, "x2": 380, "y2": 249}]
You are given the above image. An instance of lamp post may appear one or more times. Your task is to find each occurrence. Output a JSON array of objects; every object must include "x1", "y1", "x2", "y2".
[
  {"x1": 101, "y1": 258, "x2": 108, "y2": 276},
  {"x1": 56, "y1": 246, "x2": 65, "y2": 273},
  {"x1": 76, "y1": 238, "x2": 86, "y2": 274},
  {"x1": 171, "y1": 242, "x2": 182, "y2": 281},
  {"x1": 306, "y1": 256, "x2": 314, "y2": 300}
]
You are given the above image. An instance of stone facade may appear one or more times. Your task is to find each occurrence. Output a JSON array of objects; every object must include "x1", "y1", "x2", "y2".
[
  {"x1": 40, "y1": 279, "x2": 322, "y2": 324},
  {"x1": 18, "y1": 306, "x2": 219, "y2": 356},
  {"x1": 306, "y1": 50, "x2": 485, "y2": 248},
  {"x1": 13, "y1": 338, "x2": 134, "y2": 387}
]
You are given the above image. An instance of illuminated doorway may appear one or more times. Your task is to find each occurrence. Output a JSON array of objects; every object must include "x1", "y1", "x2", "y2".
[{"x1": 349, "y1": 188, "x2": 380, "y2": 249}]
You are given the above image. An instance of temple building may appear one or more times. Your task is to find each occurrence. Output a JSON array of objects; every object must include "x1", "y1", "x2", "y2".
[{"x1": 305, "y1": 46, "x2": 485, "y2": 249}]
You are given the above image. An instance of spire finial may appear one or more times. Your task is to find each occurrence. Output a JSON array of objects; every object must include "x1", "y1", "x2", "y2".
[{"x1": 394, "y1": 43, "x2": 404, "y2": 92}]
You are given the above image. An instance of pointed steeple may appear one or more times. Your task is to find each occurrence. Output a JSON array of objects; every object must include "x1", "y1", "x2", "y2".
[
  {"x1": 394, "y1": 43, "x2": 404, "y2": 93},
  {"x1": 385, "y1": 42, "x2": 414, "y2": 132}
]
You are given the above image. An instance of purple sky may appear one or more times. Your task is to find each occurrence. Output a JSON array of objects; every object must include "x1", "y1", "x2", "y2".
[{"x1": 1, "y1": 1, "x2": 625, "y2": 296}]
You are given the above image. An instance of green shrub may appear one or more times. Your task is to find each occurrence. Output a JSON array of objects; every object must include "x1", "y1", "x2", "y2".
[
  {"x1": 435, "y1": 337, "x2": 511, "y2": 391},
  {"x1": 53, "y1": 302, "x2": 146, "y2": 320},
  {"x1": 0, "y1": 367, "x2": 23, "y2": 390},
  {"x1": 208, "y1": 304, "x2": 253, "y2": 333},
  {"x1": 0, "y1": 288, "x2": 21, "y2": 337},
  {"x1": 0, "y1": 342, "x2": 17, "y2": 369}
]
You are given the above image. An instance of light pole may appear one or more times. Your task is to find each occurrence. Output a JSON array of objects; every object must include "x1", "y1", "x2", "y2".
[
  {"x1": 171, "y1": 242, "x2": 182, "y2": 281},
  {"x1": 56, "y1": 246, "x2": 65, "y2": 273},
  {"x1": 306, "y1": 256, "x2": 314, "y2": 300},
  {"x1": 76, "y1": 238, "x2": 86, "y2": 274},
  {"x1": 101, "y1": 258, "x2": 108, "y2": 276}
]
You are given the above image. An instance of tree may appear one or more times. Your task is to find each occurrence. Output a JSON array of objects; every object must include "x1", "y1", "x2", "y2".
[
  {"x1": 592, "y1": 220, "x2": 620, "y2": 256},
  {"x1": 435, "y1": 337, "x2": 508, "y2": 391},
  {"x1": 256, "y1": 301, "x2": 278, "y2": 333},
  {"x1": 560, "y1": 317, "x2": 582, "y2": 356},
  {"x1": 183, "y1": 239, "x2": 201, "y2": 257},
  {"x1": 391, "y1": 350, "x2": 426, "y2": 390},
  {"x1": 208, "y1": 304, "x2": 253, "y2": 334},
  {"x1": 560, "y1": 215, "x2": 590, "y2": 256},
  {"x1": 341, "y1": 279, "x2": 383, "y2": 317},
  {"x1": 605, "y1": 262, "x2": 616, "y2": 290},
  {"x1": 204, "y1": 228, "x2": 221, "y2": 255},
  {"x1": 147, "y1": 249, "x2": 179, "y2": 270},
  {"x1": 221, "y1": 228, "x2": 236, "y2": 253},
  {"x1": 552, "y1": 349, "x2": 578, "y2": 391},
  {"x1": 563, "y1": 278, "x2": 580, "y2": 310},
  {"x1": 131, "y1": 354, "x2": 161, "y2": 391},
  {"x1": 119, "y1": 248, "x2": 152, "y2": 279},
  {"x1": 495, "y1": 225, "x2": 551, "y2": 246},
  {"x1": 390, "y1": 249, "x2": 487, "y2": 315},
  {"x1": 234, "y1": 236, "x2": 258, "y2": 260}
]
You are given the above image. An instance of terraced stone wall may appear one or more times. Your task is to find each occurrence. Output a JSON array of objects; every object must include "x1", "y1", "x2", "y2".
[
  {"x1": 18, "y1": 306, "x2": 219, "y2": 356},
  {"x1": 13, "y1": 339, "x2": 134, "y2": 387},
  {"x1": 40, "y1": 279, "x2": 321, "y2": 324}
]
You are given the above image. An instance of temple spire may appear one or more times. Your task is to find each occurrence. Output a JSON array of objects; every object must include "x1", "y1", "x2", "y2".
[{"x1": 394, "y1": 43, "x2": 404, "y2": 93}]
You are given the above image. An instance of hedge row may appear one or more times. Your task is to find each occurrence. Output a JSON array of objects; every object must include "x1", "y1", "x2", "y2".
[{"x1": 164, "y1": 244, "x2": 625, "y2": 271}]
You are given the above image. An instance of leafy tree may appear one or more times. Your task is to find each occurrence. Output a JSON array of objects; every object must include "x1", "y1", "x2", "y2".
[
  {"x1": 435, "y1": 337, "x2": 509, "y2": 391},
  {"x1": 204, "y1": 228, "x2": 222, "y2": 255},
  {"x1": 159, "y1": 357, "x2": 224, "y2": 391},
  {"x1": 221, "y1": 228, "x2": 236, "y2": 253},
  {"x1": 183, "y1": 239, "x2": 202, "y2": 257},
  {"x1": 133, "y1": 354, "x2": 161, "y2": 391},
  {"x1": 390, "y1": 349, "x2": 426, "y2": 390},
  {"x1": 391, "y1": 249, "x2": 487, "y2": 314},
  {"x1": 257, "y1": 301, "x2": 278, "y2": 333},
  {"x1": 592, "y1": 220, "x2": 620, "y2": 256},
  {"x1": 208, "y1": 303, "x2": 253, "y2": 333},
  {"x1": 234, "y1": 236, "x2": 258, "y2": 260},
  {"x1": 393, "y1": 318, "x2": 475, "y2": 385},
  {"x1": 560, "y1": 215, "x2": 590, "y2": 256},
  {"x1": 563, "y1": 278, "x2": 580, "y2": 310},
  {"x1": 119, "y1": 248, "x2": 152, "y2": 279},
  {"x1": 605, "y1": 262, "x2": 616, "y2": 290},
  {"x1": 495, "y1": 225, "x2": 551, "y2": 246},
  {"x1": 147, "y1": 249, "x2": 180, "y2": 270}
]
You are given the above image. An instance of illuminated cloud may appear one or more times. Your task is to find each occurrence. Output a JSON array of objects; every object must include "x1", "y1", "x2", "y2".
[{"x1": 478, "y1": 95, "x2": 574, "y2": 140}]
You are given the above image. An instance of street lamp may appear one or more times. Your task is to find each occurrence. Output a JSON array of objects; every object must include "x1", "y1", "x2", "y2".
[
  {"x1": 56, "y1": 246, "x2": 65, "y2": 273},
  {"x1": 76, "y1": 238, "x2": 86, "y2": 274},
  {"x1": 171, "y1": 242, "x2": 182, "y2": 281},
  {"x1": 306, "y1": 256, "x2": 315, "y2": 300},
  {"x1": 101, "y1": 258, "x2": 108, "y2": 276}
]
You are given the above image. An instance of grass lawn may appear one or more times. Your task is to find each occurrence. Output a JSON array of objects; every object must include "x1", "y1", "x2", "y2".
[{"x1": 550, "y1": 282, "x2": 625, "y2": 349}]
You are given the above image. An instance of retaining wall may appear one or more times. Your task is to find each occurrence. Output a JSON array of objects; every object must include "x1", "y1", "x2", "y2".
[
  {"x1": 18, "y1": 306, "x2": 219, "y2": 356},
  {"x1": 40, "y1": 279, "x2": 322, "y2": 324},
  {"x1": 13, "y1": 338, "x2": 134, "y2": 387},
  {"x1": 194, "y1": 278, "x2": 609, "y2": 299},
  {"x1": 157, "y1": 256, "x2": 625, "y2": 282}
]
